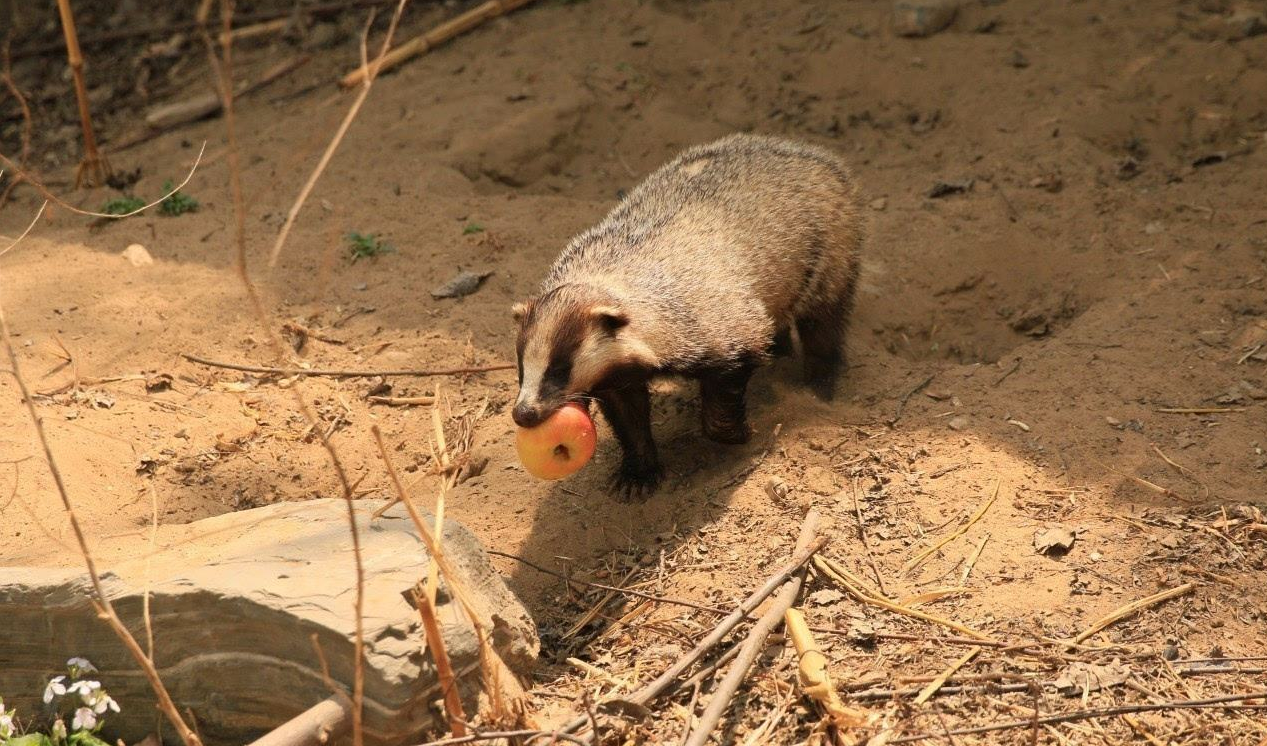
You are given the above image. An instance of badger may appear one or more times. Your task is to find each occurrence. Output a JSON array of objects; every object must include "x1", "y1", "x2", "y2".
[{"x1": 512, "y1": 133, "x2": 863, "y2": 499}]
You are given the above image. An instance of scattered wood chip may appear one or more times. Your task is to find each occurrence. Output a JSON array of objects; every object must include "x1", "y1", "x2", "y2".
[{"x1": 1054, "y1": 660, "x2": 1132, "y2": 696}]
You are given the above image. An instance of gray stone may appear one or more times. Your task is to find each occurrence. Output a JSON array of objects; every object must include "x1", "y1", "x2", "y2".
[
  {"x1": 892, "y1": 0, "x2": 958, "y2": 37},
  {"x1": 0, "y1": 500, "x2": 537, "y2": 746}
]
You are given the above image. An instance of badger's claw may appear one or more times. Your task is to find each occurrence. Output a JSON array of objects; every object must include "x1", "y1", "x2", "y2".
[{"x1": 609, "y1": 460, "x2": 664, "y2": 502}]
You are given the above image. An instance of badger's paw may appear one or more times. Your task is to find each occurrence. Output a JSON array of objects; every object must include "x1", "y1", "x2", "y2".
[{"x1": 609, "y1": 460, "x2": 665, "y2": 502}]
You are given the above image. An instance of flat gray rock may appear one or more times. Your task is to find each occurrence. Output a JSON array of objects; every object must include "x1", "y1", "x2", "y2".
[{"x1": 0, "y1": 500, "x2": 537, "y2": 746}]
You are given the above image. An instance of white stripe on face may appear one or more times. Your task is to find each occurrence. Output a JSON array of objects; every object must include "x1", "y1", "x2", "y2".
[{"x1": 516, "y1": 335, "x2": 550, "y2": 408}]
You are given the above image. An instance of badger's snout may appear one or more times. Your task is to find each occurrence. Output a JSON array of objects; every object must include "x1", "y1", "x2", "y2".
[{"x1": 512, "y1": 400, "x2": 549, "y2": 428}]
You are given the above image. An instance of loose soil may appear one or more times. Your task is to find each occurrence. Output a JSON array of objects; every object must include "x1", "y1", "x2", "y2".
[{"x1": 2, "y1": 0, "x2": 1265, "y2": 743}]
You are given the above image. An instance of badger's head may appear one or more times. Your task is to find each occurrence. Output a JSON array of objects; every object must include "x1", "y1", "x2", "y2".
[{"x1": 511, "y1": 283, "x2": 655, "y2": 428}]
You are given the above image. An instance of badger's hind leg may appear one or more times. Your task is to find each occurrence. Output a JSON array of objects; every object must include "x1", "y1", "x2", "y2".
[
  {"x1": 797, "y1": 273, "x2": 857, "y2": 401},
  {"x1": 699, "y1": 364, "x2": 756, "y2": 444},
  {"x1": 595, "y1": 381, "x2": 664, "y2": 501}
]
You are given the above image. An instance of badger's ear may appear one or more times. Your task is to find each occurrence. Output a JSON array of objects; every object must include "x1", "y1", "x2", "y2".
[
  {"x1": 511, "y1": 301, "x2": 531, "y2": 322},
  {"x1": 591, "y1": 305, "x2": 629, "y2": 332}
]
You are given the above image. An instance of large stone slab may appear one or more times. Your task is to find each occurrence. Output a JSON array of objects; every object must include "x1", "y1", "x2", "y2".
[{"x1": 0, "y1": 500, "x2": 538, "y2": 746}]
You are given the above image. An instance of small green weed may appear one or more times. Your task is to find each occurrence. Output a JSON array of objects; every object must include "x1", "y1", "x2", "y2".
[
  {"x1": 462, "y1": 222, "x2": 485, "y2": 235},
  {"x1": 347, "y1": 232, "x2": 395, "y2": 262},
  {"x1": 99, "y1": 196, "x2": 146, "y2": 216},
  {"x1": 158, "y1": 180, "x2": 199, "y2": 216}
]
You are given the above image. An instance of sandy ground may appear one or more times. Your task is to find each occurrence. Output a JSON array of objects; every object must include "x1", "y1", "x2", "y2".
[{"x1": 2, "y1": 0, "x2": 1266, "y2": 742}]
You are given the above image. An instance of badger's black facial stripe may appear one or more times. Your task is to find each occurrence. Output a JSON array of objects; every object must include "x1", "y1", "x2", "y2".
[{"x1": 541, "y1": 304, "x2": 588, "y2": 395}]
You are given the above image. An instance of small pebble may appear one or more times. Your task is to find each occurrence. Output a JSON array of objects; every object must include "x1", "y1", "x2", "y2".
[{"x1": 891, "y1": 0, "x2": 958, "y2": 37}]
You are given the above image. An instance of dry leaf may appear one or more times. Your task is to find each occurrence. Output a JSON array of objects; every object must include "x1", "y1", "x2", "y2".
[
  {"x1": 1034, "y1": 526, "x2": 1076, "y2": 555},
  {"x1": 1054, "y1": 659, "x2": 1131, "y2": 696}
]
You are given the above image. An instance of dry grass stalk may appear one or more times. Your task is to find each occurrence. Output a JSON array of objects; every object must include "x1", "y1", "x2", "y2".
[
  {"x1": 784, "y1": 608, "x2": 868, "y2": 741},
  {"x1": 412, "y1": 584, "x2": 469, "y2": 737},
  {"x1": 426, "y1": 385, "x2": 453, "y2": 606},
  {"x1": 902, "y1": 479, "x2": 1000, "y2": 575},
  {"x1": 196, "y1": 3, "x2": 380, "y2": 742},
  {"x1": 367, "y1": 395, "x2": 435, "y2": 406},
  {"x1": 0, "y1": 290, "x2": 199, "y2": 744},
  {"x1": 54, "y1": 0, "x2": 111, "y2": 187},
  {"x1": 0, "y1": 198, "x2": 48, "y2": 258},
  {"x1": 682, "y1": 510, "x2": 822, "y2": 746},
  {"x1": 371, "y1": 425, "x2": 533, "y2": 728},
  {"x1": 1155, "y1": 407, "x2": 1243, "y2": 414},
  {"x1": 1069, "y1": 583, "x2": 1196, "y2": 645},
  {"x1": 1151, "y1": 443, "x2": 1210, "y2": 500},
  {"x1": 266, "y1": 0, "x2": 411, "y2": 269},
  {"x1": 912, "y1": 646, "x2": 980, "y2": 705},
  {"x1": 182, "y1": 352, "x2": 514, "y2": 379},
  {"x1": 960, "y1": 532, "x2": 989, "y2": 584},
  {"x1": 814, "y1": 555, "x2": 995, "y2": 642},
  {"x1": 897, "y1": 587, "x2": 972, "y2": 606},
  {"x1": 339, "y1": 0, "x2": 540, "y2": 88}
]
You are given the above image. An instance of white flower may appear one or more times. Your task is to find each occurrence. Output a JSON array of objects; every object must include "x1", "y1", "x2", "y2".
[
  {"x1": 72, "y1": 707, "x2": 97, "y2": 731},
  {"x1": 44, "y1": 674, "x2": 68, "y2": 703},
  {"x1": 68, "y1": 679, "x2": 101, "y2": 699},
  {"x1": 52, "y1": 718, "x2": 68, "y2": 742},
  {"x1": 86, "y1": 689, "x2": 120, "y2": 715},
  {"x1": 0, "y1": 710, "x2": 14, "y2": 740},
  {"x1": 66, "y1": 657, "x2": 98, "y2": 676}
]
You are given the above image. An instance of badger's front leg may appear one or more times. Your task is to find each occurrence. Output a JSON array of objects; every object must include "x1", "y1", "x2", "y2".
[
  {"x1": 699, "y1": 364, "x2": 755, "y2": 445},
  {"x1": 594, "y1": 381, "x2": 664, "y2": 500}
]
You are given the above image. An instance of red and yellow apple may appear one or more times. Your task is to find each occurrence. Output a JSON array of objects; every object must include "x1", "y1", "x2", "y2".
[{"x1": 515, "y1": 402, "x2": 597, "y2": 480}]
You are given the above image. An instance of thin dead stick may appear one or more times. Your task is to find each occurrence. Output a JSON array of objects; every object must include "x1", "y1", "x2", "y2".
[
  {"x1": 682, "y1": 511, "x2": 822, "y2": 746},
  {"x1": 889, "y1": 373, "x2": 934, "y2": 425},
  {"x1": 182, "y1": 352, "x2": 514, "y2": 379},
  {"x1": 1155, "y1": 407, "x2": 1244, "y2": 414},
  {"x1": 1069, "y1": 583, "x2": 1196, "y2": 645},
  {"x1": 0, "y1": 200, "x2": 48, "y2": 258},
  {"x1": 903, "y1": 480, "x2": 999, "y2": 575},
  {"x1": 339, "y1": 0, "x2": 539, "y2": 88},
  {"x1": 0, "y1": 289, "x2": 199, "y2": 746},
  {"x1": 371, "y1": 425, "x2": 533, "y2": 726},
  {"x1": 850, "y1": 478, "x2": 887, "y2": 596},
  {"x1": 413, "y1": 730, "x2": 588, "y2": 746},
  {"x1": 913, "y1": 647, "x2": 980, "y2": 705},
  {"x1": 55, "y1": 0, "x2": 111, "y2": 187},
  {"x1": 266, "y1": 0, "x2": 409, "y2": 269},
  {"x1": 1150, "y1": 443, "x2": 1210, "y2": 500},
  {"x1": 558, "y1": 536, "x2": 831, "y2": 738},
  {"x1": 959, "y1": 533, "x2": 988, "y2": 584},
  {"x1": 886, "y1": 689, "x2": 1267, "y2": 744},
  {"x1": 198, "y1": 4, "x2": 374, "y2": 744},
  {"x1": 1095, "y1": 458, "x2": 1193, "y2": 503},
  {"x1": 425, "y1": 385, "x2": 455, "y2": 607},
  {"x1": 412, "y1": 585, "x2": 468, "y2": 737},
  {"x1": 367, "y1": 395, "x2": 435, "y2": 406},
  {"x1": 0, "y1": 37, "x2": 33, "y2": 207},
  {"x1": 143, "y1": 483, "x2": 161, "y2": 661},
  {"x1": 814, "y1": 556, "x2": 995, "y2": 642}
]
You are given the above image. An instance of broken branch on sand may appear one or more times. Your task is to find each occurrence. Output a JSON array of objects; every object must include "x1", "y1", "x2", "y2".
[
  {"x1": 182, "y1": 352, "x2": 514, "y2": 378},
  {"x1": 339, "y1": 0, "x2": 540, "y2": 88},
  {"x1": 682, "y1": 511, "x2": 822, "y2": 746},
  {"x1": 556, "y1": 534, "x2": 831, "y2": 740}
]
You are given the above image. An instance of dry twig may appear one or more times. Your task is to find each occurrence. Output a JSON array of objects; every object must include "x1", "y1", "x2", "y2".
[
  {"x1": 55, "y1": 0, "x2": 111, "y2": 186},
  {"x1": 182, "y1": 352, "x2": 513, "y2": 379},
  {"x1": 682, "y1": 511, "x2": 822, "y2": 746},
  {"x1": 339, "y1": 0, "x2": 540, "y2": 87}
]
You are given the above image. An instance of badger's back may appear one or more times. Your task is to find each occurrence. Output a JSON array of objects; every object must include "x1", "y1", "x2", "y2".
[{"x1": 546, "y1": 134, "x2": 863, "y2": 369}]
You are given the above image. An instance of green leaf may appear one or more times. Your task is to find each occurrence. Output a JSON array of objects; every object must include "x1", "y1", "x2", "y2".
[
  {"x1": 67, "y1": 732, "x2": 110, "y2": 746},
  {"x1": 462, "y1": 222, "x2": 484, "y2": 235},
  {"x1": 100, "y1": 196, "x2": 147, "y2": 216},
  {"x1": 6, "y1": 733, "x2": 55, "y2": 746}
]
